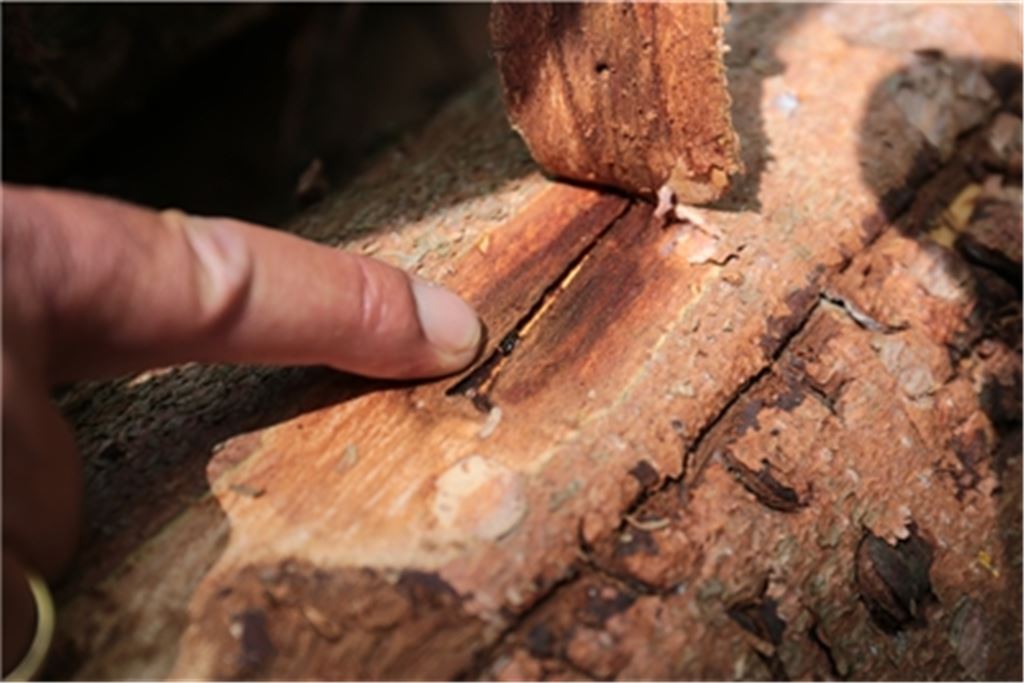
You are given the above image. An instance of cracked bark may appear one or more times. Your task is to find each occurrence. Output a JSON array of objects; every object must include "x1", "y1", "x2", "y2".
[
  {"x1": 482, "y1": 94, "x2": 1022, "y2": 677},
  {"x1": 447, "y1": 199, "x2": 632, "y2": 412}
]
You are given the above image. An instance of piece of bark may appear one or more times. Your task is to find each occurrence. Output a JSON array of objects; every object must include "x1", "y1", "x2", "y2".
[
  {"x1": 2, "y1": 5, "x2": 274, "y2": 182},
  {"x1": 48, "y1": 5, "x2": 1021, "y2": 680},
  {"x1": 490, "y1": 1, "x2": 742, "y2": 204}
]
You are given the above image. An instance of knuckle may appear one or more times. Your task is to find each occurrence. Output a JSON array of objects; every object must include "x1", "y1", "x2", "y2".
[
  {"x1": 169, "y1": 212, "x2": 254, "y2": 332},
  {"x1": 355, "y1": 257, "x2": 390, "y2": 338}
]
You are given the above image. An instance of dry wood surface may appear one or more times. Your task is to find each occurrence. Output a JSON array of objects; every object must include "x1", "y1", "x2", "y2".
[{"x1": 51, "y1": 5, "x2": 1020, "y2": 680}]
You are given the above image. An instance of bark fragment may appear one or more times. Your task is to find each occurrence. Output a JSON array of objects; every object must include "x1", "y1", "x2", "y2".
[
  {"x1": 721, "y1": 450, "x2": 806, "y2": 513},
  {"x1": 490, "y1": 2, "x2": 742, "y2": 204},
  {"x1": 855, "y1": 529, "x2": 936, "y2": 633}
]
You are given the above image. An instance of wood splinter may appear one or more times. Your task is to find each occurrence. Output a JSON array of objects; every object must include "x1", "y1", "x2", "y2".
[{"x1": 491, "y1": 1, "x2": 743, "y2": 207}]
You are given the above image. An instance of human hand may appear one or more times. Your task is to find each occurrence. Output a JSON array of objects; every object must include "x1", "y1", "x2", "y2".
[{"x1": 1, "y1": 184, "x2": 483, "y2": 675}]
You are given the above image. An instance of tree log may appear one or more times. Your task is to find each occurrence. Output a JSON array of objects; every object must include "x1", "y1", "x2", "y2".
[{"x1": 51, "y1": 5, "x2": 1020, "y2": 680}]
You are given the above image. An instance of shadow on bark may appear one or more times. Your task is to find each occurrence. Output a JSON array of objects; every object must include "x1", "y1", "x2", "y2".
[
  {"x1": 856, "y1": 44, "x2": 1022, "y2": 680},
  {"x1": 711, "y1": 4, "x2": 811, "y2": 213}
]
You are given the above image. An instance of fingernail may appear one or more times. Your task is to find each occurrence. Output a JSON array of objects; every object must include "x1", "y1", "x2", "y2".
[{"x1": 410, "y1": 277, "x2": 482, "y2": 367}]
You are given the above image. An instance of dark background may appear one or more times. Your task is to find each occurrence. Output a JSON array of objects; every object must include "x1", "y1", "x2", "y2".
[{"x1": 3, "y1": 4, "x2": 493, "y2": 226}]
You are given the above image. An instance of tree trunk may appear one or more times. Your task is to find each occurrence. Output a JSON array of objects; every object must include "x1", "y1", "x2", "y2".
[{"x1": 51, "y1": 5, "x2": 1021, "y2": 680}]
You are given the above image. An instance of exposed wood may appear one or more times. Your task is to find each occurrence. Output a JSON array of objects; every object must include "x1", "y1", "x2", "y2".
[
  {"x1": 490, "y1": 2, "x2": 741, "y2": 204},
  {"x1": 50, "y1": 5, "x2": 1020, "y2": 680}
]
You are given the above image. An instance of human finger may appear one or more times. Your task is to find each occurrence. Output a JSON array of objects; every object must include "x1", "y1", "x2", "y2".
[
  {"x1": 3, "y1": 185, "x2": 483, "y2": 381},
  {"x1": 1, "y1": 341, "x2": 82, "y2": 581}
]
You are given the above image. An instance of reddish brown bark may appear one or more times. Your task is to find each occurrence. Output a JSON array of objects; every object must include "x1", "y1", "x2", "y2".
[{"x1": 491, "y1": 1, "x2": 742, "y2": 204}]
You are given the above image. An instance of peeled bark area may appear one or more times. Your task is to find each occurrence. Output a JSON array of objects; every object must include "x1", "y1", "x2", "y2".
[{"x1": 490, "y1": 2, "x2": 742, "y2": 204}]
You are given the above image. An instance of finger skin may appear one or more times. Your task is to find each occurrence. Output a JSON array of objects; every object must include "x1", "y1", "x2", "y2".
[
  {"x1": 2, "y1": 184, "x2": 482, "y2": 382},
  {"x1": 1, "y1": 340, "x2": 82, "y2": 580}
]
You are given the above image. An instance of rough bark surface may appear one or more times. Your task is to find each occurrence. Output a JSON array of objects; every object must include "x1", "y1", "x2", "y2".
[
  {"x1": 490, "y1": 1, "x2": 742, "y2": 204},
  {"x1": 50, "y1": 5, "x2": 1020, "y2": 681}
]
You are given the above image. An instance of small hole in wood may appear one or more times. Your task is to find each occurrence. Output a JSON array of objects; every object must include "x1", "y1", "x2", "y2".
[{"x1": 595, "y1": 62, "x2": 610, "y2": 76}]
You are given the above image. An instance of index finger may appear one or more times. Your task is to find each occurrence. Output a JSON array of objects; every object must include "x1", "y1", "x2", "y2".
[{"x1": 2, "y1": 185, "x2": 483, "y2": 381}]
